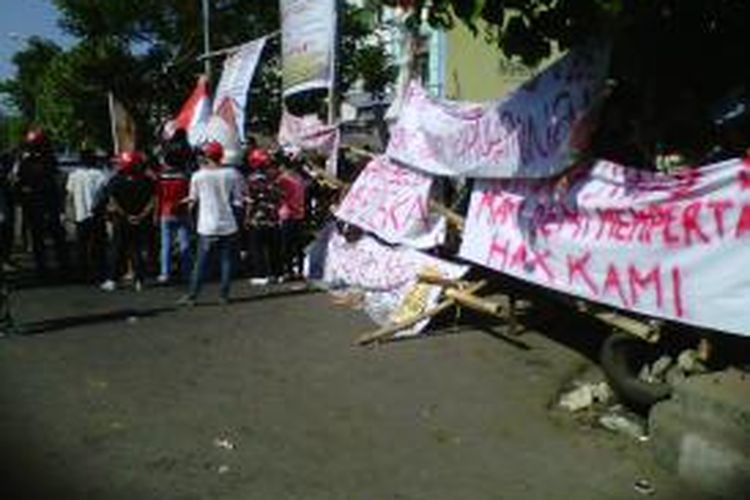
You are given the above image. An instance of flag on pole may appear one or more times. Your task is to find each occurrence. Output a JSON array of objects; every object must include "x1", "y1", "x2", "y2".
[
  {"x1": 108, "y1": 92, "x2": 137, "y2": 154},
  {"x1": 212, "y1": 37, "x2": 268, "y2": 141},
  {"x1": 164, "y1": 75, "x2": 211, "y2": 146}
]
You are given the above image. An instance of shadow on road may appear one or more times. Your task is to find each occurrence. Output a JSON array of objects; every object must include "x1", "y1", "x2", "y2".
[
  {"x1": 7, "y1": 285, "x2": 323, "y2": 337},
  {"x1": 15, "y1": 307, "x2": 174, "y2": 336},
  {"x1": 231, "y1": 284, "x2": 324, "y2": 305}
]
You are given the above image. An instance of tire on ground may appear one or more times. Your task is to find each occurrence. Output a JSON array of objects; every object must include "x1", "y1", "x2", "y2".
[{"x1": 600, "y1": 332, "x2": 672, "y2": 410}]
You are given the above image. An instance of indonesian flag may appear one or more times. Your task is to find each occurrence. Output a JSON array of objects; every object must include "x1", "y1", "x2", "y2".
[
  {"x1": 205, "y1": 96, "x2": 242, "y2": 165},
  {"x1": 164, "y1": 75, "x2": 211, "y2": 146}
]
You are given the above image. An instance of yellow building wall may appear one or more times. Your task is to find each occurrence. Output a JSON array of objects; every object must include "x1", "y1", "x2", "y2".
[{"x1": 444, "y1": 21, "x2": 546, "y2": 101}]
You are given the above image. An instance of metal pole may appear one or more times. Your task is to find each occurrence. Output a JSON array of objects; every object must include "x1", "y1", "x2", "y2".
[
  {"x1": 202, "y1": 0, "x2": 211, "y2": 81},
  {"x1": 327, "y1": 0, "x2": 341, "y2": 125}
]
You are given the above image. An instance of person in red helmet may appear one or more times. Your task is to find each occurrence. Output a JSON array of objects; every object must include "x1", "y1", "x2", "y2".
[
  {"x1": 155, "y1": 140, "x2": 192, "y2": 284},
  {"x1": 15, "y1": 128, "x2": 69, "y2": 277},
  {"x1": 247, "y1": 148, "x2": 271, "y2": 170},
  {"x1": 177, "y1": 140, "x2": 246, "y2": 306},
  {"x1": 244, "y1": 144, "x2": 282, "y2": 286},
  {"x1": 99, "y1": 150, "x2": 155, "y2": 291},
  {"x1": 276, "y1": 152, "x2": 308, "y2": 281}
]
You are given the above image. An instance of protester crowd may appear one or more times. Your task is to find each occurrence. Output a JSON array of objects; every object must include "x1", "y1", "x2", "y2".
[{"x1": 0, "y1": 128, "x2": 333, "y2": 306}]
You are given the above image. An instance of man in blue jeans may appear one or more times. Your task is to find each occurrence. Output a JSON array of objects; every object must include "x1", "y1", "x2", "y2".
[{"x1": 178, "y1": 141, "x2": 245, "y2": 306}]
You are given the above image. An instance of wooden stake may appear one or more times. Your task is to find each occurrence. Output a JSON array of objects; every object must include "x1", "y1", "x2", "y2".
[
  {"x1": 416, "y1": 272, "x2": 465, "y2": 288},
  {"x1": 444, "y1": 288, "x2": 504, "y2": 317},
  {"x1": 428, "y1": 200, "x2": 465, "y2": 231}
]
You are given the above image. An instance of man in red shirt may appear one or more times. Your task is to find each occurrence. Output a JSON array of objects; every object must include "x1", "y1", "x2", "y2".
[
  {"x1": 277, "y1": 159, "x2": 307, "y2": 280},
  {"x1": 156, "y1": 146, "x2": 192, "y2": 283}
]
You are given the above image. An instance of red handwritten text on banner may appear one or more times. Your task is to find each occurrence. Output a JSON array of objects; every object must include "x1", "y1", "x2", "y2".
[
  {"x1": 387, "y1": 43, "x2": 610, "y2": 179},
  {"x1": 459, "y1": 158, "x2": 750, "y2": 336},
  {"x1": 336, "y1": 156, "x2": 446, "y2": 249}
]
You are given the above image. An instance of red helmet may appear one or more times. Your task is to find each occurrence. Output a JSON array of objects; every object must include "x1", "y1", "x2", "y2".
[
  {"x1": 25, "y1": 128, "x2": 45, "y2": 145},
  {"x1": 247, "y1": 148, "x2": 271, "y2": 170},
  {"x1": 201, "y1": 141, "x2": 224, "y2": 163},
  {"x1": 117, "y1": 150, "x2": 145, "y2": 172}
]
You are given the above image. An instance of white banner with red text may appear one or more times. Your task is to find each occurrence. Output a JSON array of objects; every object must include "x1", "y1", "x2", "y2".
[
  {"x1": 280, "y1": 0, "x2": 336, "y2": 97},
  {"x1": 306, "y1": 223, "x2": 468, "y2": 337},
  {"x1": 459, "y1": 157, "x2": 750, "y2": 336},
  {"x1": 387, "y1": 43, "x2": 610, "y2": 179},
  {"x1": 335, "y1": 156, "x2": 446, "y2": 249},
  {"x1": 277, "y1": 109, "x2": 340, "y2": 175}
]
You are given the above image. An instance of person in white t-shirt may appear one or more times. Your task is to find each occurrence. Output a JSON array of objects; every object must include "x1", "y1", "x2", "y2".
[
  {"x1": 178, "y1": 141, "x2": 245, "y2": 305},
  {"x1": 65, "y1": 149, "x2": 110, "y2": 282}
]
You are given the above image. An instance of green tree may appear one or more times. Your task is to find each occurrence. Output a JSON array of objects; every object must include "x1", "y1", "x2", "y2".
[
  {"x1": 375, "y1": 0, "x2": 750, "y2": 162},
  {"x1": 1, "y1": 1, "x2": 397, "y2": 150},
  {"x1": 0, "y1": 37, "x2": 63, "y2": 121}
]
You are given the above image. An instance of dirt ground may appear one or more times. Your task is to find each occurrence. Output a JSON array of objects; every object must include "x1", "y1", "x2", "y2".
[{"x1": 0, "y1": 278, "x2": 710, "y2": 499}]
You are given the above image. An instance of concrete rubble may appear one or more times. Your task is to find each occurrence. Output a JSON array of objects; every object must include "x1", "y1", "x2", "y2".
[{"x1": 650, "y1": 369, "x2": 750, "y2": 498}]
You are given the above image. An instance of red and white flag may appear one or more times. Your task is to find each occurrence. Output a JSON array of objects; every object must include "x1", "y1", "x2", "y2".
[
  {"x1": 205, "y1": 96, "x2": 242, "y2": 165},
  {"x1": 164, "y1": 75, "x2": 211, "y2": 146}
]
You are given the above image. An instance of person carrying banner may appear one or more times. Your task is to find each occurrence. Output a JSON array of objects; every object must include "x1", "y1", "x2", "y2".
[
  {"x1": 178, "y1": 141, "x2": 245, "y2": 306},
  {"x1": 244, "y1": 147, "x2": 283, "y2": 286},
  {"x1": 100, "y1": 151, "x2": 155, "y2": 292},
  {"x1": 14, "y1": 129, "x2": 70, "y2": 277}
]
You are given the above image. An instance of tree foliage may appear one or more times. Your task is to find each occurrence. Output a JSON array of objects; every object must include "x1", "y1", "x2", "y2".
[
  {"x1": 1, "y1": 1, "x2": 396, "y2": 151},
  {"x1": 0, "y1": 38, "x2": 63, "y2": 121}
]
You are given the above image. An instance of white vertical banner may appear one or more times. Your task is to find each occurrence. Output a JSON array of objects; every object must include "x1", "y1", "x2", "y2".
[
  {"x1": 213, "y1": 36, "x2": 268, "y2": 141},
  {"x1": 280, "y1": 0, "x2": 336, "y2": 97}
]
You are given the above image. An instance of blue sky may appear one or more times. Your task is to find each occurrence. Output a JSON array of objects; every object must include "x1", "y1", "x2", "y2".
[{"x1": 0, "y1": 0, "x2": 72, "y2": 80}]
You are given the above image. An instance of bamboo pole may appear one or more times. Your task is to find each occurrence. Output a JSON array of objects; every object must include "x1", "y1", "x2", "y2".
[
  {"x1": 416, "y1": 271, "x2": 465, "y2": 288},
  {"x1": 196, "y1": 31, "x2": 281, "y2": 61},
  {"x1": 355, "y1": 280, "x2": 487, "y2": 346},
  {"x1": 304, "y1": 163, "x2": 345, "y2": 190},
  {"x1": 429, "y1": 199, "x2": 465, "y2": 231},
  {"x1": 444, "y1": 288, "x2": 504, "y2": 317}
]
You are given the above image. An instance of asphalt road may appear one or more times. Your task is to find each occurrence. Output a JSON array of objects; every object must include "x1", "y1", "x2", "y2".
[{"x1": 0, "y1": 279, "x2": 708, "y2": 499}]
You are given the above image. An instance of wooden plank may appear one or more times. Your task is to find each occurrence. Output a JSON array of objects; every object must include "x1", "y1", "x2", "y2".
[
  {"x1": 445, "y1": 288, "x2": 504, "y2": 316},
  {"x1": 355, "y1": 280, "x2": 487, "y2": 346},
  {"x1": 594, "y1": 310, "x2": 661, "y2": 343},
  {"x1": 416, "y1": 271, "x2": 465, "y2": 288}
]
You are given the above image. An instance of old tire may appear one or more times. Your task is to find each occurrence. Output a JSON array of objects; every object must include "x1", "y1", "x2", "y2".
[{"x1": 600, "y1": 332, "x2": 672, "y2": 410}]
